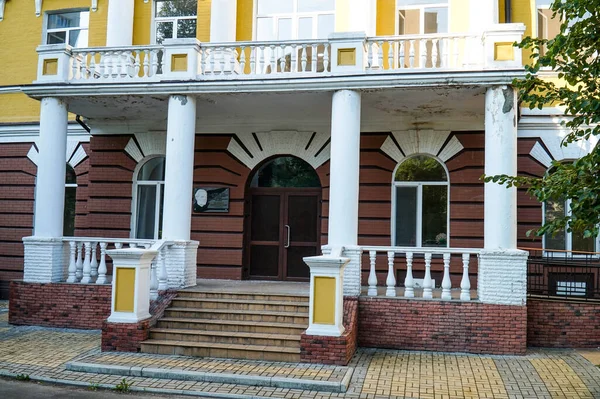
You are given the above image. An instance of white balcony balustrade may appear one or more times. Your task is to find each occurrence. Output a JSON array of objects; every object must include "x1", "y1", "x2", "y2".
[{"x1": 364, "y1": 246, "x2": 479, "y2": 300}]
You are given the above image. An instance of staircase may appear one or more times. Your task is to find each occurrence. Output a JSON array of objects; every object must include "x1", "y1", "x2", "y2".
[{"x1": 141, "y1": 290, "x2": 309, "y2": 362}]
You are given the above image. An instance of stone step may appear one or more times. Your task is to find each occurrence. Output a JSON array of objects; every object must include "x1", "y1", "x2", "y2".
[
  {"x1": 170, "y1": 297, "x2": 309, "y2": 313},
  {"x1": 140, "y1": 340, "x2": 301, "y2": 362},
  {"x1": 177, "y1": 290, "x2": 309, "y2": 303},
  {"x1": 149, "y1": 328, "x2": 300, "y2": 348},
  {"x1": 156, "y1": 317, "x2": 307, "y2": 335},
  {"x1": 163, "y1": 308, "x2": 309, "y2": 324}
]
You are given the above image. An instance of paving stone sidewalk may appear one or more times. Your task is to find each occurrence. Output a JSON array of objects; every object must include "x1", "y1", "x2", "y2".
[{"x1": 1, "y1": 313, "x2": 600, "y2": 399}]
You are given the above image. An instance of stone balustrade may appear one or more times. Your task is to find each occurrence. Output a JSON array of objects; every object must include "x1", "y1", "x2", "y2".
[
  {"x1": 70, "y1": 46, "x2": 164, "y2": 81},
  {"x1": 363, "y1": 246, "x2": 480, "y2": 301}
]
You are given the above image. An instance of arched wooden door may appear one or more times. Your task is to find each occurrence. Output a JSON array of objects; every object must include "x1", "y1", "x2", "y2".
[{"x1": 244, "y1": 156, "x2": 322, "y2": 281}]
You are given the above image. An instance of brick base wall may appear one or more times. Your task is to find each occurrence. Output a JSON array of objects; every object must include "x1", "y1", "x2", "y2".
[
  {"x1": 358, "y1": 297, "x2": 527, "y2": 355},
  {"x1": 101, "y1": 290, "x2": 177, "y2": 352},
  {"x1": 9, "y1": 281, "x2": 111, "y2": 329},
  {"x1": 528, "y1": 298, "x2": 600, "y2": 348},
  {"x1": 300, "y1": 297, "x2": 358, "y2": 366}
]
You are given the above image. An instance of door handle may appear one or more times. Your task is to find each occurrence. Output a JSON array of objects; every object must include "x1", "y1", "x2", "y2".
[{"x1": 284, "y1": 225, "x2": 290, "y2": 248}]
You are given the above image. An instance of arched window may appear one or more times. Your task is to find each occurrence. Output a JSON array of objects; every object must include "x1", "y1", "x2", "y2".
[
  {"x1": 133, "y1": 156, "x2": 165, "y2": 239},
  {"x1": 63, "y1": 164, "x2": 77, "y2": 236},
  {"x1": 392, "y1": 155, "x2": 448, "y2": 247},
  {"x1": 250, "y1": 156, "x2": 321, "y2": 188}
]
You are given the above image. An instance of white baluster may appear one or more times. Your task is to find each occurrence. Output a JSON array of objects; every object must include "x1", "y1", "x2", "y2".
[
  {"x1": 368, "y1": 250, "x2": 378, "y2": 296},
  {"x1": 134, "y1": 52, "x2": 141, "y2": 78},
  {"x1": 122, "y1": 51, "x2": 131, "y2": 78},
  {"x1": 323, "y1": 44, "x2": 329, "y2": 72},
  {"x1": 420, "y1": 39, "x2": 427, "y2": 68},
  {"x1": 399, "y1": 41, "x2": 405, "y2": 69},
  {"x1": 81, "y1": 241, "x2": 92, "y2": 283},
  {"x1": 143, "y1": 50, "x2": 150, "y2": 77},
  {"x1": 240, "y1": 46, "x2": 247, "y2": 73},
  {"x1": 114, "y1": 242, "x2": 123, "y2": 249},
  {"x1": 258, "y1": 45, "x2": 265, "y2": 74},
  {"x1": 453, "y1": 37, "x2": 459, "y2": 68},
  {"x1": 441, "y1": 38, "x2": 448, "y2": 68},
  {"x1": 279, "y1": 45, "x2": 286, "y2": 72},
  {"x1": 90, "y1": 242, "x2": 98, "y2": 281},
  {"x1": 432, "y1": 39, "x2": 439, "y2": 68},
  {"x1": 385, "y1": 251, "x2": 396, "y2": 297},
  {"x1": 110, "y1": 51, "x2": 117, "y2": 78},
  {"x1": 404, "y1": 252, "x2": 414, "y2": 298},
  {"x1": 199, "y1": 48, "x2": 206, "y2": 75},
  {"x1": 409, "y1": 40, "x2": 415, "y2": 68},
  {"x1": 75, "y1": 242, "x2": 83, "y2": 281},
  {"x1": 250, "y1": 46, "x2": 256, "y2": 75},
  {"x1": 367, "y1": 41, "x2": 373, "y2": 68},
  {"x1": 291, "y1": 44, "x2": 297, "y2": 72},
  {"x1": 158, "y1": 247, "x2": 169, "y2": 291},
  {"x1": 89, "y1": 52, "x2": 97, "y2": 79},
  {"x1": 460, "y1": 253, "x2": 471, "y2": 301},
  {"x1": 311, "y1": 44, "x2": 317, "y2": 72},
  {"x1": 377, "y1": 41, "x2": 384, "y2": 69},
  {"x1": 151, "y1": 50, "x2": 159, "y2": 76},
  {"x1": 220, "y1": 47, "x2": 226, "y2": 75},
  {"x1": 149, "y1": 260, "x2": 158, "y2": 300},
  {"x1": 387, "y1": 40, "x2": 394, "y2": 69},
  {"x1": 67, "y1": 241, "x2": 77, "y2": 283},
  {"x1": 301, "y1": 45, "x2": 307, "y2": 72},
  {"x1": 72, "y1": 54, "x2": 79, "y2": 80},
  {"x1": 423, "y1": 252, "x2": 433, "y2": 299},
  {"x1": 441, "y1": 253, "x2": 451, "y2": 300},
  {"x1": 81, "y1": 52, "x2": 89, "y2": 79},
  {"x1": 270, "y1": 44, "x2": 276, "y2": 73},
  {"x1": 96, "y1": 242, "x2": 108, "y2": 284}
]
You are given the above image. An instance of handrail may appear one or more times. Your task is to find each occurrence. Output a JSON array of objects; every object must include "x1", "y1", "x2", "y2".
[
  {"x1": 362, "y1": 246, "x2": 481, "y2": 254},
  {"x1": 201, "y1": 38, "x2": 330, "y2": 48},
  {"x1": 366, "y1": 32, "x2": 477, "y2": 41},
  {"x1": 519, "y1": 246, "x2": 600, "y2": 256},
  {"x1": 71, "y1": 45, "x2": 164, "y2": 53}
]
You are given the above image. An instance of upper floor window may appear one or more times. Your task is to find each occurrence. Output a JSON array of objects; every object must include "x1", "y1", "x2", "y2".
[
  {"x1": 46, "y1": 10, "x2": 89, "y2": 48},
  {"x1": 154, "y1": 0, "x2": 198, "y2": 44},
  {"x1": 256, "y1": 0, "x2": 335, "y2": 41},
  {"x1": 392, "y1": 155, "x2": 449, "y2": 247},
  {"x1": 397, "y1": 1, "x2": 448, "y2": 35},
  {"x1": 544, "y1": 198, "x2": 598, "y2": 253},
  {"x1": 536, "y1": 0, "x2": 561, "y2": 56}
]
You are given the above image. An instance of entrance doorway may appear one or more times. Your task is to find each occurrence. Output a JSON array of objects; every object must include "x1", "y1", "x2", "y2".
[{"x1": 244, "y1": 156, "x2": 322, "y2": 281}]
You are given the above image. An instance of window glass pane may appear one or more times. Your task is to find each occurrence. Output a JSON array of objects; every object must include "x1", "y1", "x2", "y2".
[
  {"x1": 65, "y1": 164, "x2": 77, "y2": 184},
  {"x1": 572, "y1": 234, "x2": 596, "y2": 252},
  {"x1": 63, "y1": 186, "x2": 76, "y2": 236},
  {"x1": 298, "y1": 17, "x2": 313, "y2": 39},
  {"x1": 177, "y1": 18, "x2": 197, "y2": 38},
  {"x1": 47, "y1": 31, "x2": 67, "y2": 44},
  {"x1": 138, "y1": 157, "x2": 166, "y2": 181},
  {"x1": 48, "y1": 11, "x2": 86, "y2": 29},
  {"x1": 399, "y1": 9, "x2": 421, "y2": 34},
  {"x1": 278, "y1": 18, "x2": 293, "y2": 40},
  {"x1": 250, "y1": 157, "x2": 320, "y2": 188},
  {"x1": 256, "y1": 17, "x2": 275, "y2": 41},
  {"x1": 257, "y1": 0, "x2": 293, "y2": 14},
  {"x1": 156, "y1": 0, "x2": 197, "y2": 17},
  {"x1": 158, "y1": 185, "x2": 164, "y2": 239},
  {"x1": 544, "y1": 199, "x2": 566, "y2": 250},
  {"x1": 68, "y1": 29, "x2": 89, "y2": 47},
  {"x1": 156, "y1": 21, "x2": 174, "y2": 43},
  {"x1": 298, "y1": 0, "x2": 335, "y2": 12},
  {"x1": 424, "y1": 7, "x2": 448, "y2": 33},
  {"x1": 422, "y1": 185, "x2": 447, "y2": 247},
  {"x1": 395, "y1": 155, "x2": 447, "y2": 182},
  {"x1": 395, "y1": 186, "x2": 417, "y2": 246},
  {"x1": 317, "y1": 14, "x2": 334, "y2": 38},
  {"x1": 136, "y1": 185, "x2": 157, "y2": 239}
]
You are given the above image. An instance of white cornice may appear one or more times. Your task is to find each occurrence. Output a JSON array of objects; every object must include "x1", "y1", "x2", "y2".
[
  {"x1": 0, "y1": 86, "x2": 21, "y2": 94},
  {"x1": 0, "y1": 123, "x2": 89, "y2": 143},
  {"x1": 91, "y1": 0, "x2": 98, "y2": 12},
  {"x1": 35, "y1": 0, "x2": 42, "y2": 17},
  {"x1": 21, "y1": 70, "x2": 527, "y2": 99}
]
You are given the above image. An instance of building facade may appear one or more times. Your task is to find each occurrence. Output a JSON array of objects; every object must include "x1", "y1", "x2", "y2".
[{"x1": 0, "y1": 0, "x2": 598, "y2": 360}]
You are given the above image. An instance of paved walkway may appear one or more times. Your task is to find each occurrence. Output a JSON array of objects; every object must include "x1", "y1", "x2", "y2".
[{"x1": 1, "y1": 312, "x2": 600, "y2": 398}]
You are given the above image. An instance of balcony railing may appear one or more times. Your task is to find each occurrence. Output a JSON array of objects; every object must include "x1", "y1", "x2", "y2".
[
  {"x1": 525, "y1": 247, "x2": 600, "y2": 301},
  {"x1": 363, "y1": 246, "x2": 479, "y2": 300},
  {"x1": 35, "y1": 24, "x2": 525, "y2": 85}
]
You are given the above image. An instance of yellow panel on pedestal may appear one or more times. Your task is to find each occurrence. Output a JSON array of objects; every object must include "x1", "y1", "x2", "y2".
[
  {"x1": 115, "y1": 268, "x2": 136, "y2": 313},
  {"x1": 313, "y1": 277, "x2": 336, "y2": 325}
]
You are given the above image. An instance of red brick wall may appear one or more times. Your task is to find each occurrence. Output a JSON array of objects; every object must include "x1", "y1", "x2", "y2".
[
  {"x1": 528, "y1": 298, "x2": 600, "y2": 348},
  {"x1": 300, "y1": 297, "x2": 358, "y2": 366},
  {"x1": 358, "y1": 297, "x2": 527, "y2": 355},
  {"x1": 9, "y1": 281, "x2": 111, "y2": 329}
]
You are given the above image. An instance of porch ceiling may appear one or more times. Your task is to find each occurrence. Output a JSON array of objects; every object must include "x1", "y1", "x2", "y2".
[{"x1": 74, "y1": 85, "x2": 486, "y2": 134}]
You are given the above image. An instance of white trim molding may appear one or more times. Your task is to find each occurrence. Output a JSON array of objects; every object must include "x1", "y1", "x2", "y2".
[
  {"x1": 124, "y1": 131, "x2": 167, "y2": 162},
  {"x1": 381, "y1": 130, "x2": 463, "y2": 163},
  {"x1": 91, "y1": 0, "x2": 97, "y2": 12},
  {"x1": 35, "y1": 0, "x2": 42, "y2": 17},
  {"x1": 529, "y1": 141, "x2": 553, "y2": 168},
  {"x1": 227, "y1": 131, "x2": 330, "y2": 170},
  {"x1": 0, "y1": 0, "x2": 6, "y2": 21},
  {"x1": 27, "y1": 139, "x2": 89, "y2": 168}
]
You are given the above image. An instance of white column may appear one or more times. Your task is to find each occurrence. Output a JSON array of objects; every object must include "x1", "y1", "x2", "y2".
[
  {"x1": 34, "y1": 98, "x2": 68, "y2": 237},
  {"x1": 210, "y1": 0, "x2": 237, "y2": 42},
  {"x1": 470, "y1": 0, "x2": 498, "y2": 32},
  {"x1": 106, "y1": 0, "x2": 135, "y2": 46},
  {"x1": 328, "y1": 90, "x2": 361, "y2": 247},
  {"x1": 162, "y1": 95, "x2": 197, "y2": 241},
  {"x1": 339, "y1": 0, "x2": 376, "y2": 35},
  {"x1": 484, "y1": 85, "x2": 517, "y2": 249}
]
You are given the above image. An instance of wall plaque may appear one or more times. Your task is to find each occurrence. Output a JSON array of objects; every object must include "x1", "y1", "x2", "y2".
[{"x1": 193, "y1": 187, "x2": 229, "y2": 213}]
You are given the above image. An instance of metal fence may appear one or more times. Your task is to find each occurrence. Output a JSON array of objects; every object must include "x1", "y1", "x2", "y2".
[{"x1": 524, "y1": 247, "x2": 600, "y2": 300}]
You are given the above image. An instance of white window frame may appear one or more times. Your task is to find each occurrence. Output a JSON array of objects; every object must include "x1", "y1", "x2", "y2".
[
  {"x1": 395, "y1": 2, "x2": 449, "y2": 35},
  {"x1": 131, "y1": 155, "x2": 165, "y2": 240},
  {"x1": 391, "y1": 156, "x2": 450, "y2": 248},
  {"x1": 43, "y1": 8, "x2": 90, "y2": 48},
  {"x1": 542, "y1": 198, "x2": 600, "y2": 255},
  {"x1": 253, "y1": 0, "x2": 336, "y2": 40},
  {"x1": 64, "y1": 163, "x2": 78, "y2": 237},
  {"x1": 151, "y1": 0, "x2": 198, "y2": 44}
]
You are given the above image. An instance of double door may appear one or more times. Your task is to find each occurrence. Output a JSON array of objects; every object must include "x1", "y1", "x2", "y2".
[{"x1": 246, "y1": 188, "x2": 321, "y2": 281}]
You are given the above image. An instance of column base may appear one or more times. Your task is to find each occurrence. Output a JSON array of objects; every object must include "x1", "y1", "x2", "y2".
[
  {"x1": 164, "y1": 240, "x2": 199, "y2": 289},
  {"x1": 23, "y1": 236, "x2": 67, "y2": 283},
  {"x1": 322, "y1": 245, "x2": 362, "y2": 296},
  {"x1": 478, "y1": 249, "x2": 528, "y2": 305}
]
